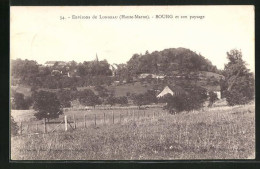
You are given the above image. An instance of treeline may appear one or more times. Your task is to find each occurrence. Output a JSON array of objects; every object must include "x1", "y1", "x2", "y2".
[
  {"x1": 126, "y1": 48, "x2": 221, "y2": 76},
  {"x1": 11, "y1": 86, "x2": 159, "y2": 111},
  {"x1": 11, "y1": 48, "x2": 223, "y2": 89},
  {"x1": 11, "y1": 59, "x2": 114, "y2": 88}
]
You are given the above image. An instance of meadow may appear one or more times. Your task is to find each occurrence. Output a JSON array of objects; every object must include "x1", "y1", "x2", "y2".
[{"x1": 11, "y1": 102, "x2": 255, "y2": 160}]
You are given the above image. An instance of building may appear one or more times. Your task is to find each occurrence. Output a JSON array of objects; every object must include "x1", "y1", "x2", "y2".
[
  {"x1": 157, "y1": 85, "x2": 186, "y2": 98},
  {"x1": 109, "y1": 64, "x2": 118, "y2": 76},
  {"x1": 203, "y1": 86, "x2": 221, "y2": 99},
  {"x1": 44, "y1": 61, "x2": 67, "y2": 67},
  {"x1": 139, "y1": 73, "x2": 165, "y2": 79}
]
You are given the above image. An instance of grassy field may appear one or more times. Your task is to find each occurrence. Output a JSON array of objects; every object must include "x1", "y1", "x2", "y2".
[{"x1": 11, "y1": 103, "x2": 255, "y2": 160}]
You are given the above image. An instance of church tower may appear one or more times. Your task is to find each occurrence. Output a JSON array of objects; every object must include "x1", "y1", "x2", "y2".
[{"x1": 95, "y1": 53, "x2": 99, "y2": 62}]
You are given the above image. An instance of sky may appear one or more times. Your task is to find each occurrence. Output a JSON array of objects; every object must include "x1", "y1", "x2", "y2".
[{"x1": 10, "y1": 6, "x2": 254, "y2": 71}]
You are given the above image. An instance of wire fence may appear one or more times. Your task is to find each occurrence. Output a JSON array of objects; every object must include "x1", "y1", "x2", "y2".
[{"x1": 18, "y1": 109, "x2": 169, "y2": 135}]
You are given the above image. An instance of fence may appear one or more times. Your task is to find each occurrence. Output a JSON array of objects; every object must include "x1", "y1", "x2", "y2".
[{"x1": 18, "y1": 109, "x2": 169, "y2": 135}]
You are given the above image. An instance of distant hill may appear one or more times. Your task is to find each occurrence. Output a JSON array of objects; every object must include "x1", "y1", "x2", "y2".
[{"x1": 126, "y1": 48, "x2": 221, "y2": 76}]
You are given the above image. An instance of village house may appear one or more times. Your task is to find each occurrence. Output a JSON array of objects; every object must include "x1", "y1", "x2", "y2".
[
  {"x1": 44, "y1": 61, "x2": 67, "y2": 67},
  {"x1": 139, "y1": 73, "x2": 165, "y2": 79},
  {"x1": 157, "y1": 85, "x2": 186, "y2": 98},
  {"x1": 203, "y1": 86, "x2": 221, "y2": 99},
  {"x1": 109, "y1": 64, "x2": 118, "y2": 76}
]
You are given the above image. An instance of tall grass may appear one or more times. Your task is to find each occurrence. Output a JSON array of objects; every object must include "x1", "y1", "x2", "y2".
[{"x1": 11, "y1": 104, "x2": 255, "y2": 160}]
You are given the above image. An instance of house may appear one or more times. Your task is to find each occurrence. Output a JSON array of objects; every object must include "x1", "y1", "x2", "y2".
[
  {"x1": 67, "y1": 69, "x2": 78, "y2": 77},
  {"x1": 203, "y1": 86, "x2": 221, "y2": 99},
  {"x1": 51, "y1": 70, "x2": 62, "y2": 76},
  {"x1": 44, "y1": 61, "x2": 67, "y2": 67},
  {"x1": 139, "y1": 73, "x2": 165, "y2": 79},
  {"x1": 157, "y1": 85, "x2": 186, "y2": 98},
  {"x1": 109, "y1": 64, "x2": 118, "y2": 76}
]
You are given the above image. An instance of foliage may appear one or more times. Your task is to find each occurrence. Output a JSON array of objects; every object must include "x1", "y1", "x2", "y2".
[
  {"x1": 95, "y1": 85, "x2": 109, "y2": 99},
  {"x1": 78, "y1": 89, "x2": 101, "y2": 108},
  {"x1": 107, "y1": 96, "x2": 117, "y2": 107},
  {"x1": 208, "y1": 91, "x2": 218, "y2": 107},
  {"x1": 223, "y1": 49, "x2": 254, "y2": 106},
  {"x1": 33, "y1": 90, "x2": 63, "y2": 121},
  {"x1": 11, "y1": 59, "x2": 40, "y2": 86},
  {"x1": 126, "y1": 48, "x2": 219, "y2": 76},
  {"x1": 116, "y1": 96, "x2": 128, "y2": 105},
  {"x1": 133, "y1": 90, "x2": 158, "y2": 109},
  {"x1": 161, "y1": 85, "x2": 208, "y2": 113},
  {"x1": 56, "y1": 89, "x2": 72, "y2": 108},
  {"x1": 11, "y1": 92, "x2": 32, "y2": 110},
  {"x1": 11, "y1": 116, "x2": 19, "y2": 136}
]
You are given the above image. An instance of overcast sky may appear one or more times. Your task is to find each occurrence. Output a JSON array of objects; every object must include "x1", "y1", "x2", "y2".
[{"x1": 10, "y1": 6, "x2": 254, "y2": 71}]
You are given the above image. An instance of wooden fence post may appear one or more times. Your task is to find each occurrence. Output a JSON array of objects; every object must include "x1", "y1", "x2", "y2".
[
  {"x1": 64, "y1": 115, "x2": 68, "y2": 131},
  {"x1": 112, "y1": 111, "x2": 114, "y2": 124},
  {"x1": 84, "y1": 114, "x2": 87, "y2": 128},
  {"x1": 103, "y1": 113, "x2": 105, "y2": 125},
  {"x1": 95, "y1": 114, "x2": 96, "y2": 126},
  {"x1": 20, "y1": 122, "x2": 22, "y2": 135},
  {"x1": 44, "y1": 118, "x2": 47, "y2": 133},
  {"x1": 133, "y1": 110, "x2": 135, "y2": 121},
  {"x1": 27, "y1": 124, "x2": 29, "y2": 132},
  {"x1": 73, "y1": 115, "x2": 76, "y2": 129}
]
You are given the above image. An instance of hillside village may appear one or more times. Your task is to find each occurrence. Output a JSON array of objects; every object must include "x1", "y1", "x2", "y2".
[
  {"x1": 11, "y1": 48, "x2": 227, "y2": 112},
  {"x1": 10, "y1": 48, "x2": 255, "y2": 161}
]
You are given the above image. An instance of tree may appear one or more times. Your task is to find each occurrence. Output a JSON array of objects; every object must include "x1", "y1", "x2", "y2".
[
  {"x1": 11, "y1": 92, "x2": 31, "y2": 110},
  {"x1": 11, "y1": 59, "x2": 40, "y2": 86},
  {"x1": 107, "y1": 96, "x2": 117, "y2": 107},
  {"x1": 223, "y1": 49, "x2": 254, "y2": 105},
  {"x1": 78, "y1": 89, "x2": 101, "y2": 108},
  {"x1": 161, "y1": 84, "x2": 208, "y2": 113},
  {"x1": 162, "y1": 94, "x2": 187, "y2": 114},
  {"x1": 133, "y1": 90, "x2": 157, "y2": 109},
  {"x1": 208, "y1": 91, "x2": 218, "y2": 107},
  {"x1": 117, "y1": 96, "x2": 128, "y2": 105},
  {"x1": 95, "y1": 85, "x2": 109, "y2": 101},
  {"x1": 57, "y1": 89, "x2": 72, "y2": 108},
  {"x1": 33, "y1": 90, "x2": 63, "y2": 121},
  {"x1": 133, "y1": 94, "x2": 147, "y2": 109}
]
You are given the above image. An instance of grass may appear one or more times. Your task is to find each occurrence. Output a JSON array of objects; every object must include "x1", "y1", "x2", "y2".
[
  {"x1": 107, "y1": 82, "x2": 153, "y2": 97},
  {"x1": 11, "y1": 103, "x2": 255, "y2": 160}
]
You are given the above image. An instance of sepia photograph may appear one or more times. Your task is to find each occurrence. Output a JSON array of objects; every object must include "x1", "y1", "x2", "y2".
[{"x1": 10, "y1": 6, "x2": 255, "y2": 160}]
